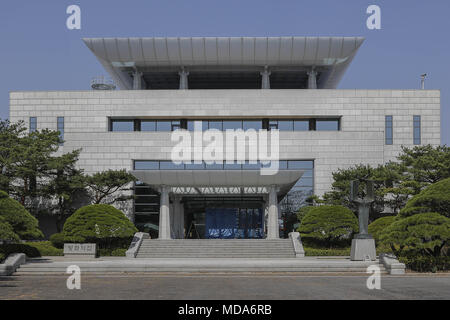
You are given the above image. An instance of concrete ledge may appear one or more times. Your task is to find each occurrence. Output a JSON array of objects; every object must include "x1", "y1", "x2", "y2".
[
  {"x1": 379, "y1": 253, "x2": 406, "y2": 275},
  {"x1": 0, "y1": 253, "x2": 26, "y2": 276},
  {"x1": 126, "y1": 232, "x2": 150, "y2": 258},
  {"x1": 289, "y1": 232, "x2": 305, "y2": 258}
]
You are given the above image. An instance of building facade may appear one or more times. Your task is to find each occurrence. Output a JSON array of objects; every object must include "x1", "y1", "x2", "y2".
[{"x1": 9, "y1": 37, "x2": 441, "y2": 239}]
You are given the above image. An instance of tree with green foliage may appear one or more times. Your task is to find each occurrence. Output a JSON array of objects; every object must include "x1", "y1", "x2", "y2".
[
  {"x1": 321, "y1": 165, "x2": 387, "y2": 219},
  {"x1": 368, "y1": 216, "x2": 396, "y2": 242},
  {"x1": 399, "y1": 177, "x2": 450, "y2": 219},
  {"x1": 0, "y1": 190, "x2": 43, "y2": 240},
  {"x1": 61, "y1": 204, "x2": 137, "y2": 249},
  {"x1": 298, "y1": 205, "x2": 358, "y2": 248},
  {"x1": 321, "y1": 145, "x2": 450, "y2": 218},
  {"x1": 379, "y1": 212, "x2": 450, "y2": 258},
  {"x1": 0, "y1": 119, "x2": 27, "y2": 193},
  {"x1": 84, "y1": 169, "x2": 136, "y2": 204},
  {"x1": 42, "y1": 149, "x2": 86, "y2": 232},
  {"x1": 396, "y1": 145, "x2": 450, "y2": 193},
  {"x1": 0, "y1": 216, "x2": 20, "y2": 242}
]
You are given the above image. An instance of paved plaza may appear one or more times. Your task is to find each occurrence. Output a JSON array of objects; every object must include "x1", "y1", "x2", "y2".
[{"x1": 1, "y1": 273, "x2": 449, "y2": 300}]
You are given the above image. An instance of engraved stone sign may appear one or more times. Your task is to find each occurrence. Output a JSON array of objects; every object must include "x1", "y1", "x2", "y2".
[{"x1": 64, "y1": 243, "x2": 97, "y2": 258}]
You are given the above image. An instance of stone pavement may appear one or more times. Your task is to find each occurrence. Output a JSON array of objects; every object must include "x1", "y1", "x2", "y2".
[{"x1": 1, "y1": 273, "x2": 449, "y2": 300}]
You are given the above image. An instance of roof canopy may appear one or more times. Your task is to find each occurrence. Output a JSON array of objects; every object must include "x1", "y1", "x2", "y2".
[
  {"x1": 84, "y1": 37, "x2": 364, "y2": 89},
  {"x1": 130, "y1": 169, "x2": 304, "y2": 198}
]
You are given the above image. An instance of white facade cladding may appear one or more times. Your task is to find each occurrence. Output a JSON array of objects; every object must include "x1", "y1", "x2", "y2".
[
  {"x1": 8, "y1": 36, "x2": 442, "y2": 239},
  {"x1": 9, "y1": 89, "x2": 441, "y2": 196}
]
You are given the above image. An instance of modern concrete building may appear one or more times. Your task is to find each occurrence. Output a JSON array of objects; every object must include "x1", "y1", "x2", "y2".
[{"x1": 9, "y1": 37, "x2": 441, "y2": 240}]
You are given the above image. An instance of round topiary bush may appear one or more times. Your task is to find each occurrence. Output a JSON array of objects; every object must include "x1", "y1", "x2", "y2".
[
  {"x1": 0, "y1": 216, "x2": 20, "y2": 242},
  {"x1": 298, "y1": 205, "x2": 358, "y2": 248},
  {"x1": 380, "y1": 212, "x2": 450, "y2": 258},
  {"x1": 399, "y1": 178, "x2": 450, "y2": 218},
  {"x1": 368, "y1": 216, "x2": 396, "y2": 242},
  {"x1": 62, "y1": 204, "x2": 138, "y2": 249},
  {"x1": 0, "y1": 190, "x2": 44, "y2": 240}
]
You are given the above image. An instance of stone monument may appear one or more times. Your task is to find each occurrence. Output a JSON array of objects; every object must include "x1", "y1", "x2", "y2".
[{"x1": 350, "y1": 180, "x2": 377, "y2": 261}]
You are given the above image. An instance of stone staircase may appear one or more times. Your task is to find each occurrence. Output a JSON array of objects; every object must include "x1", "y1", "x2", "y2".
[{"x1": 136, "y1": 239, "x2": 296, "y2": 259}]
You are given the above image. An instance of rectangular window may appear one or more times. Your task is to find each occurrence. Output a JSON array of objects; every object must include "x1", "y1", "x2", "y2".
[
  {"x1": 385, "y1": 115, "x2": 393, "y2": 145},
  {"x1": 223, "y1": 120, "x2": 242, "y2": 130},
  {"x1": 413, "y1": 115, "x2": 421, "y2": 145},
  {"x1": 111, "y1": 119, "x2": 134, "y2": 131},
  {"x1": 293, "y1": 120, "x2": 309, "y2": 131},
  {"x1": 208, "y1": 121, "x2": 223, "y2": 131},
  {"x1": 243, "y1": 120, "x2": 262, "y2": 131},
  {"x1": 316, "y1": 119, "x2": 340, "y2": 131},
  {"x1": 141, "y1": 120, "x2": 156, "y2": 131},
  {"x1": 278, "y1": 120, "x2": 294, "y2": 131},
  {"x1": 29, "y1": 117, "x2": 37, "y2": 133},
  {"x1": 57, "y1": 117, "x2": 64, "y2": 145}
]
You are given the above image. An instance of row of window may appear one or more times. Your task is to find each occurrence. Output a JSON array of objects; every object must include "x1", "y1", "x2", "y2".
[
  {"x1": 29, "y1": 117, "x2": 65, "y2": 145},
  {"x1": 133, "y1": 160, "x2": 314, "y2": 171},
  {"x1": 110, "y1": 118, "x2": 341, "y2": 132},
  {"x1": 385, "y1": 115, "x2": 421, "y2": 145}
]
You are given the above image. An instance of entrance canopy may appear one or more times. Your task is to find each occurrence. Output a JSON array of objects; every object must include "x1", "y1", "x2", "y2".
[{"x1": 130, "y1": 169, "x2": 304, "y2": 198}]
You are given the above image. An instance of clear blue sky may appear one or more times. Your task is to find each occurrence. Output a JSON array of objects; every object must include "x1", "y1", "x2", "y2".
[{"x1": 0, "y1": 0, "x2": 448, "y2": 144}]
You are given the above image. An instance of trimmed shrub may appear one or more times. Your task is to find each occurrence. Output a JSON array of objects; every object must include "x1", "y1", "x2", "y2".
[
  {"x1": 98, "y1": 248, "x2": 127, "y2": 257},
  {"x1": 0, "y1": 190, "x2": 44, "y2": 240},
  {"x1": 0, "y1": 243, "x2": 41, "y2": 258},
  {"x1": 368, "y1": 216, "x2": 396, "y2": 243},
  {"x1": 0, "y1": 216, "x2": 20, "y2": 242},
  {"x1": 0, "y1": 252, "x2": 5, "y2": 263},
  {"x1": 25, "y1": 241, "x2": 63, "y2": 256},
  {"x1": 398, "y1": 254, "x2": 450, "y2": 273},
  {"x1": 304, "y1": 247, "x2": 351, "y2": 256},
  {"x1": 49, "y1": 233, "x2": 65, "y2": 249},
  {"x1": 380, "y1": 212, "x2": 450, "y2": 258},
  {"x1": 62, "y1": 204, "x2": 137, "y2": 249},
  {"x1": 400, "y1": 178, "x2": 450, "y2": 218},
  {"x1": 298, "y1": 205, "x2": 358, "y2": 248}
]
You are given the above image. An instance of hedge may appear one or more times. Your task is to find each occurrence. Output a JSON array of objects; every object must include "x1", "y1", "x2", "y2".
[
  {"x1": 298, "y1": 205, "x2": 358, "y2": 248},
  {"x1": 368, "y1": 216, "x2": 396, "y2": 243},
  {"x1": 62, "y1": 204, "x2": 137, "y2": 249},
  {"x1": 0, "y1": 243, "x2": 41, "y2": 258},
  {"x1": 0, "y1": 190, "x2": 44, "y2": 240},
  {"x1": 400, "y1": 178, "x2": 450, "y2": 218}
]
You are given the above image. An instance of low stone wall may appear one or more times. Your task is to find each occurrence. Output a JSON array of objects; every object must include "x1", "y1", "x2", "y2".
[
  {"x1": 126, "y1": 232, "x2": 150, "y2": 258},
  {"x1": 0, "y1": 253, "x2": 26, "y2": 276}
]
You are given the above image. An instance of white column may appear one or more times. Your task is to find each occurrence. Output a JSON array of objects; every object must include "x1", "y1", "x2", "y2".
[
  {"x1": 179, "y1": 68, "x2": 189, "y2": 90},
  {"x1": 260, "y1": 66, "x2": 271, "y2": 89},
  {"x1": 158, "y1": 185, "x2": 171, "y2": 239},
  {"x1": 172, "y1": 196, "x2": 183, "y2": 239},
  {"x1": 266, "y1": 185, "x2": 279, "y2": 239},
  {"x1": 307, "y1": 67, "x2": 317, "y2": 89}
]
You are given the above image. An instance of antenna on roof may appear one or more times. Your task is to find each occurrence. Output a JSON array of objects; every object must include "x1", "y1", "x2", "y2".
[
  {"x1": 91, "y1": 76, "x2": 116, "y2": 90},
  {"x1": 420, "y1": 74, "x2": 427, "y2": 90}
]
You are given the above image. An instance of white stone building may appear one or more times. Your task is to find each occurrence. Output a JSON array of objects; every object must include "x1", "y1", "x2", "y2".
[{"x1": 9, "y1": 37, "x2": 441, "y2": 239}]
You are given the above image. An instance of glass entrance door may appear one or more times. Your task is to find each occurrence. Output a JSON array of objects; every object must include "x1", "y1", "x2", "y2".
[{"x1": 205, "y1": 208, "x2": 263, "y2": 239}]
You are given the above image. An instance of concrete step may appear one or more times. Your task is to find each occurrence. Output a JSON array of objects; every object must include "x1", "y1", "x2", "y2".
[
  {"x1": 136, "y1": 239, "x2": 296, "y2": 259},
  {"x1": 16, "y1": 259, "x2": 387, "y2": 274}
]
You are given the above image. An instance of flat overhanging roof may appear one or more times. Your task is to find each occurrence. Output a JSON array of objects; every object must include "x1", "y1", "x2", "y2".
[
  {"x1": 83, "y1": 36, "x2": 364, "y2": 89},
  {"x1": 130, "y1": 169, "x2": 304, "y2": 198}
]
